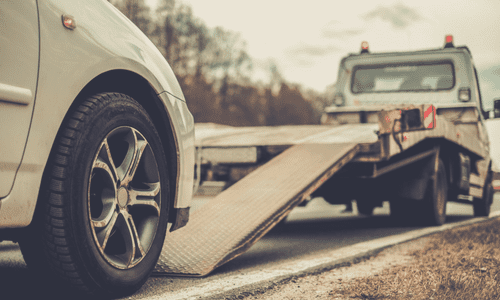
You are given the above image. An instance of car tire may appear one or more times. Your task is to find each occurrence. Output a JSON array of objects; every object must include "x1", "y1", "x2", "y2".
[
  {"x1": 473, "y1": 170, "x2": 494, "y2": 217},
  {"x1": 19, "y1": 93, "x2": 170, "y2": 298},
  {"x1": 421, "y1": 158, "x2": 447, "y2": 226}
]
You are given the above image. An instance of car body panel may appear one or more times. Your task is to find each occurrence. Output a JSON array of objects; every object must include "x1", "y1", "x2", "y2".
[
  {"x1": 0, "y1": 0, "x2": 194, "y2": 228},
  {"x1": 0, "y1": 0, "x2": 39, "y2": 198},
  {"x1": 157, "y1": 91, "x2": 195, "y2": 209}
]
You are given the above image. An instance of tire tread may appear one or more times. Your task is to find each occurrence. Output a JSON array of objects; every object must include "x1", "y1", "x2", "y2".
[
  {"x1": 25, "y1": 95, "x2": 110, "y2": 294},
  {"x1": 43, "y1": 96, "x2": 107, "y2": 291},
  {"x1": 20, "y1": 93, "x2": 168, "y2": 297}
]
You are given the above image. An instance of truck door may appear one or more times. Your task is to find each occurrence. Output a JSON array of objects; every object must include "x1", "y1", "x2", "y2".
[
  {"x1": 0, "y1": 1, "x2": 39, "y2": 198},
  {"x1": 472, "y1": 67, "x2": 490, "y2": 151}
]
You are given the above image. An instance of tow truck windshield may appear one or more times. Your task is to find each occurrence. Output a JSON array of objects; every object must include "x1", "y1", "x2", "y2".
[{"x1": 351, "y1": 61, "x2": 455, "y2": 94}]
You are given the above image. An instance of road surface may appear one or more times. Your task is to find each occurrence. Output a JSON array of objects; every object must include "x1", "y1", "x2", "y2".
[{"x1": 1, "y1": 195, "x2": 499, "y2": 299}]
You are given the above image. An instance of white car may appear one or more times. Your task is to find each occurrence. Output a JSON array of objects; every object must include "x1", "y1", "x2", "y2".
[{"x1": 0, "y1": 0, "x2": 194, "y2": 297}]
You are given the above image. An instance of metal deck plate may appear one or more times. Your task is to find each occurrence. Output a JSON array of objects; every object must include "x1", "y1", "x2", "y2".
[
  {"x1": 195, "y1": 124, "x2": 378, "y2": 147},
  {"x1": 154, "y1": 143, "x2": 358, "y2": 276}
]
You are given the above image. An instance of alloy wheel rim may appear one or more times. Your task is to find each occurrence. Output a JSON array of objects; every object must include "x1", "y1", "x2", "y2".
[{"x1": 88, "y1": 126, "x2": 161, "y2": 269}]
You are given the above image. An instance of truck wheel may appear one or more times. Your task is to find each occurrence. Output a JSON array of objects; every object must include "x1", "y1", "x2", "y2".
[
  {"x1": 19, "y1": 93, "x2": 170, "y2": 298},
  {"x1": 422, "y1": 159, "x2": 447, "y2": 225},
  {"x1": 473, "y1": 171, "x2": 494, "y2": 217}
]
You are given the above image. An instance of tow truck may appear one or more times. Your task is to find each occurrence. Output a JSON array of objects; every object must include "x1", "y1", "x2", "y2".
[{"x1": 153, "y1": 36, "x2": 499, "y2": 277}]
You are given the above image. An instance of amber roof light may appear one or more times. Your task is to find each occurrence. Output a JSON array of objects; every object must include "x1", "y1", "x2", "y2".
[
  {"x1": 360, "y1": 41, "x2": 369, "y2": 54},
  {"x1": 444, "y1": 35, "x2": 454, "y2": 48}
]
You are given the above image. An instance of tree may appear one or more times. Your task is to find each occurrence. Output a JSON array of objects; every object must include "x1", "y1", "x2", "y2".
[
  {"x1": 203, "y1": 27, "x2": 252, "y2": 81},
  {"x1": 266, "y1": 83, "x2": 316, "y2": 125},
  {"x1": 112, "y1": 0, "x2": 321, "y2": 127},
  {"x1": 111, "y1": 0, "x2": 152, "y2": 35}
]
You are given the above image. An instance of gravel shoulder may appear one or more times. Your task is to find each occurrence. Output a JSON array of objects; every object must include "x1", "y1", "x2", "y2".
[
  {"x1": 229, "y1": 237, "x2": 430, "y2": 300},
  {"x1": 230, "y1": 217, "x2": 500, "y2": 300}
]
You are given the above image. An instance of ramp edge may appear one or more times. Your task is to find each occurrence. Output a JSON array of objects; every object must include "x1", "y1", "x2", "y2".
[
  {"x1": 212, "y1": 143, "x2": 360, "y2": 273},
  {"x1": 153, "y1": 143, "x2": 359, "y2": 276}
]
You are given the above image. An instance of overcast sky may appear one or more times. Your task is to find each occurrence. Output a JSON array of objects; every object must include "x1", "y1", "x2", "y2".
[{"x1": 147, "y1": 0, "x2": 500, "y2": 107}]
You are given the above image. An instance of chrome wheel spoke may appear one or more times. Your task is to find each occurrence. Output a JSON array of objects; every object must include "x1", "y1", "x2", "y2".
[
  {"x1": 94, "y1": 210, "x2": 118, "y2": 250},
  {"x1": 113, "y1": 212, "x2": 136, "y2": 266},
  {"x1": 125, "y1": 139, "x2": 147, "y2": 185},
  {"x1": 92, "y1": 201, "x2": 117, "y2": 229},
  {"x1": 94, "y1": 139, "x2": 119, "y2": 183},
  {"x1": 118, "y1": 130, "x2": 147, "y2": 186},
  {"x1": 89, "y1": 126, "x2": 162, "y2": 269},
  {"x1": 129, "y1": 182, "x2": 161, "y2": 216},
  {"x1": 89, "y1": 139, "x2": 118, "y2": 250},
  {"x1": 114, "y1": 212, "x2": 146, "y2": 266},
  {"x1": 128, "y1": 214, "x2": 146, "y2": 259}
]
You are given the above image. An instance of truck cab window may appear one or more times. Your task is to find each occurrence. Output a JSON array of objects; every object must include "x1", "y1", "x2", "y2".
[{"x1": 352, "y1": 62, "x2": 455, "y2": 94}]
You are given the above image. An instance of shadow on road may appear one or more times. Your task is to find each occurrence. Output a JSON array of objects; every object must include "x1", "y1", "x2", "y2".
[
  {"x1": 0, "y1": 269, "x2": 97, "y2": 300},
  {"x1": 0, "y1": 244, "x2": 100, "y2": 300}
]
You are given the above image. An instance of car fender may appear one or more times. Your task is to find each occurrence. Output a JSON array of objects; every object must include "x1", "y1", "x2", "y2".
[{"x1": 0, "y1": 0, "x2": 194, "y2": 228}]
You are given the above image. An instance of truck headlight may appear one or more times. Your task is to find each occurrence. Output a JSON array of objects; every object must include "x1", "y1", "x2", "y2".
[
  {"x1": 333, "y1": 93, "x2": 345, "y2": 106},
  {"x1": 458, "y1": 88, "x2": 471, "y2": 102}
]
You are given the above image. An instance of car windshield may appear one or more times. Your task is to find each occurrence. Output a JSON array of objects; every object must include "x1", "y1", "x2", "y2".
[{"x1": 351, "y1": 62, "x2": 455, "y2": 94}]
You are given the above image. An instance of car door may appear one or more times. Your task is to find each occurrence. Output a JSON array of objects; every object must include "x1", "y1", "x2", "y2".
[{"x1": 0, "y1": 1, "x2": 39, "y2": 198}]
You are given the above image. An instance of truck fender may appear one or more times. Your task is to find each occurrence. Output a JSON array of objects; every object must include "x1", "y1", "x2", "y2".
[{"x1": 395, "y1": 147, "x2": 440, "y2": 201}]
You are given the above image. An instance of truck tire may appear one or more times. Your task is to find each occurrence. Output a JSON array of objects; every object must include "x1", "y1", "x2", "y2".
[
  {"x1": 421, "y1": 159, "x2": 447, "y2": 225},
  {"x1": 19, "y1": 93, "x2": 170, "y2": 298},
  {"x1": 473, "y1": 171, "x2": 494, "y2": 217}
]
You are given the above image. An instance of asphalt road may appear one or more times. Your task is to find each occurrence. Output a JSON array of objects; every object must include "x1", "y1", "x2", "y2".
[{"x1": 1, "y1": 195, "x2": 499, "y2": 299}]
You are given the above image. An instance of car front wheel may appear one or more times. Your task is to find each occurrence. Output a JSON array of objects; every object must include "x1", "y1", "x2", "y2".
[{"x1": 19, "y1": 93, "x2": 170, "y2": 298}]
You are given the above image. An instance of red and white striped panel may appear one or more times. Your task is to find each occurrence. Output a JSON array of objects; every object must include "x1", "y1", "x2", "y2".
[{"x1": 423, "y1": 105, "x2": 436, "y2": 129}]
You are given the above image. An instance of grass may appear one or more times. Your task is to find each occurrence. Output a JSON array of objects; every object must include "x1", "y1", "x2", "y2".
[{"x1": 337, "y1": 218, "x2": 500, "y2": 300}]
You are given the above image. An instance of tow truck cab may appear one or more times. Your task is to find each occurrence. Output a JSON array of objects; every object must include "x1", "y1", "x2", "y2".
[
  {"x1": 317, "y1": 36, "x2": 499, "y2": 221},
  {"x1": 330, "y1": 35, "x2": 489, "y2": 117}
]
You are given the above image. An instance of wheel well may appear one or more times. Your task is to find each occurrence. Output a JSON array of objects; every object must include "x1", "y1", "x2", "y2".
[{"x1": 75, "y1": 70, "x2": 179, "y2": 216}]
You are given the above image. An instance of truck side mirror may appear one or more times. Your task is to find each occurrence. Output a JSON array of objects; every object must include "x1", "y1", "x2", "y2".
[{"x1": 494, "y1": 98, "x2": 500, "y2": 118}]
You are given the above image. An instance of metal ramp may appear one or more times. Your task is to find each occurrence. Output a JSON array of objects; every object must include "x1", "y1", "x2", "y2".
[{"x1": 154, "y1": 143, "x2": 359, "y2": 276}]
